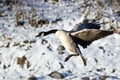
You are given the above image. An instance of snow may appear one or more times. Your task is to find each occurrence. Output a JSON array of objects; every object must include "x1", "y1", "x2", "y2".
[{"x1": 0, "y1": 0, "x2": 120, "y2": 80}]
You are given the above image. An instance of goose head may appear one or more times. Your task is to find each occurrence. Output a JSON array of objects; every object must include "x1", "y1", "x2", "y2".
[{"x1": 36, "y1": 31, "x2": 46, "y2": 37}]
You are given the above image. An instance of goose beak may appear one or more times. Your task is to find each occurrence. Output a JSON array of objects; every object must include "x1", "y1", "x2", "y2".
[{"x1": 35, "y1": 34, "x2": 39, "y2": 37}]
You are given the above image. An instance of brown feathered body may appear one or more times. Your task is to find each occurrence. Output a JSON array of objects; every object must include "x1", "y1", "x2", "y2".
[
  {"x1": 55, "y1": 30, "x2": 86, "y2": 65},
  {"x1": 55, "y1": 31, "x2": 77, "y2": 54}
]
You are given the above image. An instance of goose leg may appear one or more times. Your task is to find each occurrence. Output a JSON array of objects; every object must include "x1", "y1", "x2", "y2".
[
  {"x1": 64, "y1": 54, "x2": 79, "y2": 62},
  {"x1": 64, "y1": 44, "x2": 87, "y2": 66},
  {"x1": 64, "y1": 54, "x2": 86, "y2": 66},
  {"x1": 76, "y1": 44, "x2": 87, "y2": 66}
]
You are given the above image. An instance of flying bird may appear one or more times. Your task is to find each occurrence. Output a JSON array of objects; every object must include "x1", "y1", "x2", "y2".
[
  {"x1": 36, "y1": 29, "x2": 120, "y2": 66},
  {"x1": 36, "y1": 29, "x2": 87, "y2": 65}
]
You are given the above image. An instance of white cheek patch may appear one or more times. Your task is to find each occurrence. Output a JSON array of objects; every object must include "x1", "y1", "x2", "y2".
[{"x1": 41, "y1": 33, "x2": 45, "y2": 37}]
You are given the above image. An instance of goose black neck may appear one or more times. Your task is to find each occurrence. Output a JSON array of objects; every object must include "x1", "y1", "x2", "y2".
[
  {"x1": 45, "y1": 29, "x2": 57, "y2": 34},
  {"x1": 44, "y1": 29, "x2": 58, "y2": 35},
  {"x1": 36, "y1": 29, "x2": 58, "y2": 37}
]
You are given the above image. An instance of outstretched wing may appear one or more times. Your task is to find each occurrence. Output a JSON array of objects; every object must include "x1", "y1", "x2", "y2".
[{"x1": 71, "y1": 29, "x2": 114, "y2": 42}]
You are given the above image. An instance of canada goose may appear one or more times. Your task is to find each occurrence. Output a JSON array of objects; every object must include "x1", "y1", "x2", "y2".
[
  {"x1": 36, "y1": 29, "x2": 120, "y2": 66},
  {"x1": 36, "y1": 29, "x2": 87, "y2": 66}
]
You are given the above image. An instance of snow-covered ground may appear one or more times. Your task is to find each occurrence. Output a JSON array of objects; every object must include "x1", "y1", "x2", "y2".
[{"x1": 0, "y1": 0, "x2": 120, "y2": 80}]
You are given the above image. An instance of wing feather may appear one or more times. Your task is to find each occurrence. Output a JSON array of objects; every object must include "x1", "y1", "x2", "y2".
[{"x1": 71, "y1": 29, "x2": 114, "y2": 41}]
